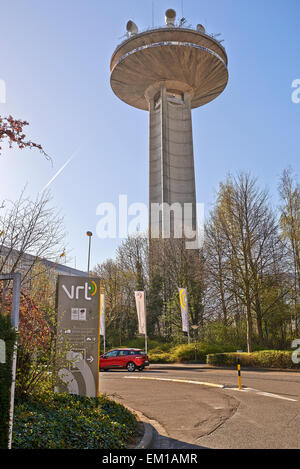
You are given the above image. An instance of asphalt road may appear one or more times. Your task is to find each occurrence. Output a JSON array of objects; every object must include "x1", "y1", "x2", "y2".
[{"x1": 100, "y1": 364, "x2": 300, "y2": 449}]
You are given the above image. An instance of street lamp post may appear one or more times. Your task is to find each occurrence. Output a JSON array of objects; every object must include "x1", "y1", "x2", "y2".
[{"x1": 86, "y1": 231, "x2": 93, "y2": 275}]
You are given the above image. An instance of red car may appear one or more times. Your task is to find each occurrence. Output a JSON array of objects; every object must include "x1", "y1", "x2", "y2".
[{"x1": 99, "y1": 348, "x2": 149, "y2": 372}]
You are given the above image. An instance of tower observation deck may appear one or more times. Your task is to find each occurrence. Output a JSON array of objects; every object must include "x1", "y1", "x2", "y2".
[{"x1": 110, "y1": 9, "x2": 228, "y2": 241}]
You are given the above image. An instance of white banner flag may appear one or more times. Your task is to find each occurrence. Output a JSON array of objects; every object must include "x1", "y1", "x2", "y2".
[
  {"x1": 178, "y1": 288, "x2": 189, "y2": 334},
  {"x1": 100, "y1": 293, "x2": 105, "y2": 337},
  {"x1": 134, "y1": 291, "x2": 146, "y2": 335}
]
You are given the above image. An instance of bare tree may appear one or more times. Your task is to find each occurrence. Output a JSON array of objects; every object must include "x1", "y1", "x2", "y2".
[
  {"x1": 116, "y1": 234, "x2": 148, "y2": 291},
  {"x1": 0, "y1": 189, "x2": 65, "y2": 285},
  {"x1": 208, "y1": 173, "x2": 284, "y2": 351},
  {"x1": 149, "y1": 237, "x2": 206, "y2": 339},
  {"x1": 94, "y1": 258, "x2": 138, "y2": 345},
  {"x1": 205, "y1": 212, "x2": 232, "y2": 325},
  {"x1": 279, "y1": 168, "x2": 300, "y2": 335},
  {"x1": 92, "y1": 173, "x2": 293, "y2": 349}
]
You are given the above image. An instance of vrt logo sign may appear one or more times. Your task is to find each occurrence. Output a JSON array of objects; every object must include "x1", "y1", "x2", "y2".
[{"x1": 62, "y1": 281, "x2": 98, "y2": 301}]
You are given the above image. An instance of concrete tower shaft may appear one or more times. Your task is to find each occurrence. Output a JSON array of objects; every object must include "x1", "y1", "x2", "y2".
[{"x1": 147, "y1": 84, "x2": 196, "y2": 237}]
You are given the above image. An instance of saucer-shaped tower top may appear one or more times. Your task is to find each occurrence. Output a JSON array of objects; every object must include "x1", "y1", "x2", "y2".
[{"x1": 110, "y1": 11, "x2": 228, "y2": 111}]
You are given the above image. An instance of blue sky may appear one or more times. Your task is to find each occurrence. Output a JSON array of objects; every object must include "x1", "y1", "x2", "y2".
[{"x1": 0, "y1": 0, "x2": 299, "y2": 271}]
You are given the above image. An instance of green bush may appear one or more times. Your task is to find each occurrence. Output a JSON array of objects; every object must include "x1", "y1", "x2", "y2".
[
  {"x1": 12, "y1": 392, "x2": 139, "y2": 449},
  {"x1": 146, "y1": 342, "x2": 237, "y2": 364},
  {"x1": 171, "y1": 342, "x2": 236, "y2": 363},
  {"x1": 207, "y1": 350, "x2": 300, "y2": 369},
  {"x1": 148, "y1": 352, "x2": 175, "y2": 363},
  {"x1": 0, "y1": 315, "x2": 16, "y2": 449}
]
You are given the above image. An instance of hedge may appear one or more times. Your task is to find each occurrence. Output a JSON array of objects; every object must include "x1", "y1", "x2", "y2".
[
  {"x1": 172, "y1": 343, "x2": 235, "y2": 363},
  {"x1": 207, "y1": 350, "x2": 300, "y2": 369},
  {"x1": 12, "y1": 392, "x2": 139, "y2": 449},
  {"x1": 148, "y1": 343, "x2": 236, "y2": 364},
  {"x1": 0, "y1": 315, "x2": 16, "y2": 449},
  {"x1": 148, "y1": 352, "x2": 175, "y2": 363}
]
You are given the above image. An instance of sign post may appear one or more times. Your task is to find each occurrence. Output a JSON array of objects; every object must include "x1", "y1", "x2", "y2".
[
  {"x1": 56, "y1": 275, "x2": 101, "y2": 397},
  {"x1": 191, "y1": 324, "x2": 200, "y2": 361},
  {"x1": 0, "y1": 272, "x2": 21, "y2": 450}
]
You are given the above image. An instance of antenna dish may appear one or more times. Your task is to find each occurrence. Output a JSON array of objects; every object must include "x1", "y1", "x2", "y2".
[
  {"x1": 196, "y1": 24, "x2": 206, "y2": 33},
  {"x1": 165, "y1": 9, "x2": 176, "y2": 26},
  {"x1": 126, "y1": 20, "x2": 138, "y2": 36}
]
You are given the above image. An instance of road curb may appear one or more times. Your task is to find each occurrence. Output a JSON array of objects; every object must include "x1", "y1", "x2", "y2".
[
  {"x1": 135, "y1": 423, "x2": 154, "y2": 449},
  {"x1": 107, "y1": 396, "x2": 165, "y2": 449}
]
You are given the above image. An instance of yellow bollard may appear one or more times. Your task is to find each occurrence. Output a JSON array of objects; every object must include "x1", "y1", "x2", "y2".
[{"x1": 237, "y1": 357, "x2": 242, "y2": 390}]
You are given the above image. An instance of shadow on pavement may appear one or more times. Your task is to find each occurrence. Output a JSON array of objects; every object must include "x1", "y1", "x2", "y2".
[
  {"x1": 151, "y1": 429, "x2": 208, "y2": 449},
  {"x1": 150, "y1": 365, "x2": 206, "y2": 371},
  {"x1": 203, "y1": 366, "x2": 300, "y2": 375}
]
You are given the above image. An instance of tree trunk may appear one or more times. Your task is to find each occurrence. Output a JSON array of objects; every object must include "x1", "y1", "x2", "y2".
[
  {"x1": 245, "y1": 294, "x2": 253, "y2": 353},
  {"x1": 255, "y1": 294, "x2": 264, "y2": 346}
]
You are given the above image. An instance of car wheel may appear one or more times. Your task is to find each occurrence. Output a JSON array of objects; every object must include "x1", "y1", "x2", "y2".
[{"x1": 126, "y1": 362, "x2": 136, "y2": 372}]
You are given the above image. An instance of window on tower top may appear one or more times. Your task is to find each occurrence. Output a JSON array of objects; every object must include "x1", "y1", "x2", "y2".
[{"x1": 166, "y1": 90, "x2": 184, "y2": 104}]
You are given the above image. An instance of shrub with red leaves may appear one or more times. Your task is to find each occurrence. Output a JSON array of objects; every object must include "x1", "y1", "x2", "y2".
[{"x1": 0, "y1": 283, "x2": 55, "y2": 397}]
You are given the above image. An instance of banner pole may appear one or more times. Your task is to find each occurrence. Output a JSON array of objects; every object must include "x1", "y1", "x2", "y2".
[{"x1": 8, "y1": 272, "x2": 21, "y2": 450}]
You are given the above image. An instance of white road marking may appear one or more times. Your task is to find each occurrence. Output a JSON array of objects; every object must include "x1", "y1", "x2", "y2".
[
  {"x1": 255, "y1": 391, "x2": 297, "y2": 401},
  {"x1": 123, "y1": 376, "x2": 225, "y2": 388},
  {"x1": 225, "y1": 386, "x2": 297, "y2": 402}
]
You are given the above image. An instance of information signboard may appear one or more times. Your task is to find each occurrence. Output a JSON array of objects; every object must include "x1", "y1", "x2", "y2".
[{"x1": 56, "y1": 275, "x2": 101, "y2": 397}]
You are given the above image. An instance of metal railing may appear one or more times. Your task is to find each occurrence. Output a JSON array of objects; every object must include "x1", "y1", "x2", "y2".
[{"x1": 115, "y1": 24, "x2": 224, "y2": 50}]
